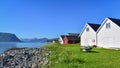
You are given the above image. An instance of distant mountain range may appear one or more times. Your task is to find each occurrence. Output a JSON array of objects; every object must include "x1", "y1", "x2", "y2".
[
  {"x1": 47, "y1": 38, "x2": 59, "y2": 42},
  {"x1": 0, "y1": 33, "x2": 21, "y2": 42},
  {"x1": 20, "y1": 38, "x2": 48, "y2": 43},
  {"x1": 0, "y1": 32, "x2": 58, "y2": 43}
]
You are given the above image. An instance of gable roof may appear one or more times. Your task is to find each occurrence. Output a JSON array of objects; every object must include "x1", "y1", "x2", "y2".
[
  {"x1": 79, "y1": 23, "x2": 100, "y2": 36},
  {"x1": 97, "y1": 17, "x2": 120, "y2": 33},
  {"x1": 88, "y1": 23, "x2": 100, "y2": 31},
  {"x1": 65, "y1": 36, "x2": 80, "y2": 41},
  {"x1": 108, "y1": 17, "x2": 120, "y2": 26},
  {"x1": 68, "y1": 33, "x2": 79, "y2": 36}
]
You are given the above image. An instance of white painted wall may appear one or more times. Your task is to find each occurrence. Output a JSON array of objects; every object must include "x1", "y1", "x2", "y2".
[
  {"x1": 81, "y1": 24, "x2": 96, "y2": 47},
  {"x1": 59, "y1": 37, "x2": 64, "y2": 44},
  {"x1": 97, "y1": 19, "x2": 120, "y2": 48}
]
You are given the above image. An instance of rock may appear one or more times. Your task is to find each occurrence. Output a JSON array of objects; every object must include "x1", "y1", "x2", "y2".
[
  {"x1": 43, "y1": 60, "x2": 49, "y2": 65},
  {"x1": 45, "y1": 53, "x2": 49, "y2": 56},
  {"x1": 31, "y1": 63, "x2": 37, "y2": 68},
  {"x1": 0, "y1": 47, "x2": 49, "y2": 67}
]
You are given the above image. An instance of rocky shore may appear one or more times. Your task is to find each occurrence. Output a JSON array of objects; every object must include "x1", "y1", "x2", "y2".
[{"x1": 0, "y1": 47, "x2": 49, "y2": 68}]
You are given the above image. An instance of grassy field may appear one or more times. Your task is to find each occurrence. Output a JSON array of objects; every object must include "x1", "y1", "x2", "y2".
[{"x1": 41, "y1": 43, "x2": 120, "y2": 68}]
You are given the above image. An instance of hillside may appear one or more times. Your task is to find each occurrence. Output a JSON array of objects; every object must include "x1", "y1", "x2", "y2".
[{"x1": 0, "y1": 33, "x2": 21, "y2": 42}]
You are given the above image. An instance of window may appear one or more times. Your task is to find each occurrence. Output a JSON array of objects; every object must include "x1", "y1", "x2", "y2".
[
  {"x1": 106, "y1": 23, "x2": 110, "y2": 29},
  {"x1": 86, "y1": 27, "x2": 89, "y2": 32}
]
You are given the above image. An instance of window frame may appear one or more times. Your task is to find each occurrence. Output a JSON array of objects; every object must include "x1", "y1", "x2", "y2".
[
  {"x1": 86, "y1": 27, "x2": 89, "y2": 32},
  {"x1": 106, "y1": 23, "x2": 110, "y2": 29}
]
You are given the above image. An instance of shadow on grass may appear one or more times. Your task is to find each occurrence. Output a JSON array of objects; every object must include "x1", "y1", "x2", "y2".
[
  {"x1": 82, "y1": 51, "x2": 99, "y2": 53},
  {"x1": 90, "y1": 51, "x2": 99, "y2": 53}
]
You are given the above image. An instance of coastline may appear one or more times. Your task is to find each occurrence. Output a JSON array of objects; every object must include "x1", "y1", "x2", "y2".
[
  {"x1": 0, "y1": 47, "x2": 49, "y2": 68},
  {"x1": 0, "y1": 42, "x2": 48, "y2": 54}
]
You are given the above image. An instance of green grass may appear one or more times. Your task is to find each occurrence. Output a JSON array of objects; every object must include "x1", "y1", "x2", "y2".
[{"x1": 40, "y1": 43, "x2": 120, "y2": 68}]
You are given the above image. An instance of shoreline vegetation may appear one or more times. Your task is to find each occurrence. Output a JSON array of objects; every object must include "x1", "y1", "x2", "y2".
[
  {"x1": 1, "y1": 43, "x2": 120, "y2": 68},
  {"x1": 41, "y1": 43, "x2": 120, "y2": 68}
]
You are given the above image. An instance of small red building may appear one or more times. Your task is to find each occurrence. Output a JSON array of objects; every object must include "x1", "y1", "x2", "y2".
[
  {"x1": 60, "y1": 35, "x2": 80, "y2": 44},
  {"x1": 63, "y1": 36, "x2": 68, "y2": 44}
]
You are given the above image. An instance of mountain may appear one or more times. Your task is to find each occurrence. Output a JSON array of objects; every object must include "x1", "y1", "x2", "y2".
[
  {"x1": 47, "y1": 38, "x2": 59, "y2": 42},
  {"x1": 0, "y1": 33, "x2": 21, "y2": 42},
  {"x1": 20, "y1": 38, "x2": 48, "y2": 42}
]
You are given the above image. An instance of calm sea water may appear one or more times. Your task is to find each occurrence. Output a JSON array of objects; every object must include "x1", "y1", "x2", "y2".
[{"x1": 0, "y1": 42, "x2": 47, "y2": 53}]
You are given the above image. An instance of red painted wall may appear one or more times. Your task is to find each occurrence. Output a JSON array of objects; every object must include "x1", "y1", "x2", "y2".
[
  {"x1": 63, "y1": 37, "x2": 68, "y2": 44},
  {"x1": 63, "y1": 36, "x2": 80, "y2": 44}
]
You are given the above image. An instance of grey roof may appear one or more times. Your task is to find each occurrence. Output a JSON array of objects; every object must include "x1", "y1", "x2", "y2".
[
  {"x1": 68, "y1": 33, "x2": 79, "y2": 36},
  {"x1": 108, "y1": 17, "x2": 120, "y2": 26},
  {"x1": 88, "y1": 23, "x2": 100, "y2": 31},
  {"x1": 66, "y1": 36, "x2": 80, "y2": 41},
  {"x1": 61, "y1": 35, "x2": 79, "y2": 40}
]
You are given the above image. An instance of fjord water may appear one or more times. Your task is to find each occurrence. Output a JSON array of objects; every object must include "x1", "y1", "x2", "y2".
[{"x1": 0, "y1": 42, "x2": 46, "y2": 53}]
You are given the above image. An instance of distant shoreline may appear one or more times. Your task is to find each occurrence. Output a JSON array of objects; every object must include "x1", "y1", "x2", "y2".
[{"x1": 0, "y1": 42, "x2": 48, "y2": 54}]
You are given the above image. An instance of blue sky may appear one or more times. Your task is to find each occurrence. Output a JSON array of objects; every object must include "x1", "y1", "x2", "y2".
[{"x1": 0, "y1": 0, "x2": 120, "y2": 38}]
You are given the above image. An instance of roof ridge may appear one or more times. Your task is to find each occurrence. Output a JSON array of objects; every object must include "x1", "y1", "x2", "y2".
[
  {"x1": 108, "y1": 17, "x2": 120, "y2": 20},
  {"x1": 107, "y1": 17, "x2": 120, "y2": 27},
  {"x1": 87, "y1": 23, "x2": 100, "y2": 25},
  {"x1": 87, "y1": 23, "x2": 100, "y2": 31}
]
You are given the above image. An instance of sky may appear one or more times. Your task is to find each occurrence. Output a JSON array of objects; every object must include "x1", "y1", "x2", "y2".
[{"x1": 0, "y1": 0, "x2": 120, "y2": 39}]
